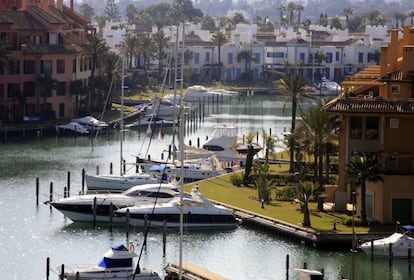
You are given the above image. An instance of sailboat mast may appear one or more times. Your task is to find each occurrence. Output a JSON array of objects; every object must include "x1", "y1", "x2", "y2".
[
  {"x1": 178, "y1": 21, "x2": 185, "y2": 280},
  {"x1": 120, "y1": 51, "x2": 125, "y2": 176}
]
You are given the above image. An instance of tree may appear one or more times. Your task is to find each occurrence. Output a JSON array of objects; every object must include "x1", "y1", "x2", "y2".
[
  {"x1": 262, "y1": 130, "x2": 276, "y2": 164},
  {"x1": 346, "y1": 155, "x2": 383, "y2": 226},
  {"x1": 243, "y1": 132, "x2": 256, "y2": 185},
  {"x1": 138, "y1": 35, "x2": 155, "y2": 72},
  {"x1": 125, "y1": 4, "x2": 138, "y2": 24},
  {"x1": 296, "y1": 181, "x2": 314, "y2": 227},
  {"x1": 278, "y1": 5, "x2": 286, "y2": 27},
  {"x1": 232, "y1": 12, "x2": 248, "y2": 26},
  {"x1": 276, "y1": 74, "x2": 309, "y2": 173},
  {"x1": 152, "y1": 30, "x2": 169, "y2": 78},
  {"x1": 79, "y1": 3, "x2": 94, "y2": 22},
  {"x1": 287, "y1": 2, "x2": 296, "y2": 25},
  {"x1": 238, "y1": 48, "x2": 255, "y2": 73},
  {"x1": 296, "y1": 3, "x2": 304, "y2": 28},
  {"x1": 122, "y1": 34, "x2": 140, "y2": 71},
  {"x1": 173, "y1": 0, "x2": 203, "y2": 22},
  {"x1": 37, "y1": 71, "x2": 57, "y2": 120},
  {"x1": 330, "y1": 17, "x2": 342, "y2": 30},
  {"x1": 342, "y1": 7, "x2": 354, "y2": 28},
  {"x1": 103, "y1": 0, "x2": 120, "y2": 22},
  {"x1": 200, "y1": 15, "x2": 216, "y2": 30},
  {"x1": 212, "y1": 32, "x2": 228, "y2": 65},
  {"x1": 252, "y1": 161, "x2": 272, "y2": 203},
  {"x1": 80, "y1": 34, "x2": 109, "y2": 112}
]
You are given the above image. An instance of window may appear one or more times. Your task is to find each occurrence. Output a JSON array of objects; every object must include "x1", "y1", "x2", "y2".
[
  {"x1": 358, "y1": 52, "x2": 364, "y2": 63},
  {"x1": 366, "y1": 117, "x2": 378, "y2": 140},
  {"x1": 7, "y1": 83, "x2": 20, "y2": 98},
  {"x1": 23, "y1": 82, "x2": 35, "y2": 97},
  {"x1": 59, "y1": 103, "x2": 65, "y2": 117},
  {"x1": 23, "y1": 60, "x2": 35, "y2": 74},
  {"x1": 194, "y1": 53, "x2": 200, "y2": 64},
  {"x1": 8, "y1": 60, "x2": 20, "y2": 75},
  {"x1": 72, "y1": 58, "x2": 77, "y2": 73},
  {"x1": 41, "y1": 60, "x2": 52, "y2": 74},
  {"x1": 350, "y1": 117, "x2": 362, "y2": 139},
  {"x1": 391, "y1": 85, "x2": 400, "y2": 95},
  {"x1": 299, "y1": 53, "x2": 305, "y2": 62},
  {"x1": 228, "y1": 53, "x2": 233, "y2": 64},
  {"x1": 57, "y1": 60, "x2": 65, "y2": 74},
  {"x1": 255, "y1": 53, "x2": 260, "y2": 64},
  {"x1": 325, "y1": 52, "x2": 332, "y2": 63},
  {"x1": 205, "y1": 52, "x2": 210, "y2": 63},
  {"x1": 0, "y1": 83, "x2": 4, "y2": 98},
  {"x1": 336, "y1": 52, "x2": 339, "y2": 61},
  {"x1": 56, "y1": 82, "x2": 66, "y2": 96}
]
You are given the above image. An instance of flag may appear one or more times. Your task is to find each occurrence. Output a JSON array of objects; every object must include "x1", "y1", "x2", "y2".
[{"x1": 158, "y1": 120, "x2": 164, "y2": 140}]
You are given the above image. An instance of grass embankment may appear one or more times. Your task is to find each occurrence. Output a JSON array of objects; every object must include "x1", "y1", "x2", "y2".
[{"x1": 182, "y1": 164, "x2": 393, "y2": 234}]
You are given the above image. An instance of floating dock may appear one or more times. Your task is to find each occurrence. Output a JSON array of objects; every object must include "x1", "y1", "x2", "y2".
[{"x1": 164, "y1": 262, "x2": 229, "y2": 280}]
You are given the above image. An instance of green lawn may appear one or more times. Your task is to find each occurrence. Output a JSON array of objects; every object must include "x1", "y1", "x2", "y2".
[{"x1": 183, "y1": 170, "x2": 393, "y2": 234}]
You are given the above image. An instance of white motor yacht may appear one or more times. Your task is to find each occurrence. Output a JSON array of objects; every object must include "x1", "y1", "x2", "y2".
[
  {"x1": 56, "y1": 121, "x2": 90, "y2": 135},
  {"x1": 115, "y1": 187, "x2": 239, "y2": 229},
  {"x1": 71, "y1": 116, "x2": 111, "y2": 134},
  {"x1": 62, "y1": 243, "x2": 161, "y2": 280},
  {"x1": 359, "y1": 229, "x2": 414, "y2": 257},
  {"x1": 85, "y1": 172, "x2": 162, "y2": 192},
  {"x1": 50, "y1": 183, "x2": 180, "y2": 223}
]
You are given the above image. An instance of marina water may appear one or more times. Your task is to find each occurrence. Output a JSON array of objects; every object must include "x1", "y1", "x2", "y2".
[{"x1": 0, "y1": 95, "x2": 411, "y2": 279}]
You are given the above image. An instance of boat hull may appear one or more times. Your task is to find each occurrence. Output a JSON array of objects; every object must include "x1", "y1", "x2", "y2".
[{"x1": 359, "y1": 232, "x2": 414, "y2": 257}]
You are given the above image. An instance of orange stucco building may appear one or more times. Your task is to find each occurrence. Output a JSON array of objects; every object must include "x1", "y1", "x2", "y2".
[
  {"x1": 324, "y1": 26, "x2": 414, "y2": 224},
  {"x1": 0, "y1": 0, "x2": 93, "y2": 122}
]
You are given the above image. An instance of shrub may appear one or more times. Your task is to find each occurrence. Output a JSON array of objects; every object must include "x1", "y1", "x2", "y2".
[{"x1": 230, "y1": 173, "x2": 243, "y2": 187}]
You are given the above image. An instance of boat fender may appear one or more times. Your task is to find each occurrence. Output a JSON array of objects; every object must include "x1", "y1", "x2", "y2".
[{"x1": 129, "y1": 243, "x2": 135, "y2": 253}]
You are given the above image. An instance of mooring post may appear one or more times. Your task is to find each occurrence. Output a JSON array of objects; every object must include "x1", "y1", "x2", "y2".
[
  {"x1": 46, "y1": 257, "x2": 50, "y2": 280},
  {"x1": 110, "y1": 162, "x2": 113, "y2": 175},
  {"x1": 125, "y1": 208, "x2": 130, "y2": 240},
  {"x1": 49, "y1": 182, "x2": 53, "y2": 210},
  {"x1": 389, "y1": 243, "x2": 393, "y2": 267},
  {"x1": 96, "y1": 165, "x2": 99, "y2": 175},
  {"x1": 60, "y1": 264, "x2": 64, "y2": 279},
  {"x1": 67, "y1": 171, "x2": 70, "y2": 197},
  {"x1": 163, "y1": 220, "x2": 167, "y2": 257},
  {"x1": 36, "y1": 177, "x2": 39, "y2": 206},
  {"x1": 409, "y1": 247, "x2": 412, "y2": 273},
  {"x1": 285, "y1": 254, "x2": 289, "y2": 280},
  {"x1": 81, "y1": 168, "x2": 85, "y2": 195},
  {"x1": 92, "y1": 197, "x2": 97, "y2": 228}
]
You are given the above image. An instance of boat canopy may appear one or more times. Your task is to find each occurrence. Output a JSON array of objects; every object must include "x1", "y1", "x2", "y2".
[
  {"x1": 97, "y1": 243, "x2": 135, "y2": 268},
  {"x1": 402, "y1": 225, "x2": 414, "y2": 231}
]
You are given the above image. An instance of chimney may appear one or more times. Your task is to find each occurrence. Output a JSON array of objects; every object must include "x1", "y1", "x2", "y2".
[
  {"x1": 57, "y1": 0, "x2": 63, "y2": 11},
  {"x1": 21, "y1": 0, "x2": 27, "y2": 10},
  {"x1": 70, "y1": 0, "x2": 74, "y2": 11}
]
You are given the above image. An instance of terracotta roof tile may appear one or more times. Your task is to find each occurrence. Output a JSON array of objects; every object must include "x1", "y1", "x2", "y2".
[
  {"x1": 323, "y1": 98, "x2": 414, "y2": 114},
  {"x1": 0, "y1": 10, "x2": 46, "y2": 30}
]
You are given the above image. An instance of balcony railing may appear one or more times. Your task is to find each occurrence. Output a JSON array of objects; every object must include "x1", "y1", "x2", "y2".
[{"x1": 378, "y1": 151, "x2": 414, "y2": 175}]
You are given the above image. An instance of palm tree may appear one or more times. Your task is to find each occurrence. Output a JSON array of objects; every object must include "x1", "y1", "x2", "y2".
[
  {"x1": 212, "y1": 32, "x2": 228, "y2": 65},
  {"x1": 138, "y1": 35, "x2": 155, "y2": 72},
  {"x1": 296, "y1": 4, "x2": 304, "y2": 28},
  {"x1": 252, "y1": 161, "x2": 272, "y2": 203},
  {"x1": 37, "y1": 72, "x2": 57, "y2": 119},
  {"x1": 152, "y1": 30, "x2": 169, "y2": 78},
  {"x1": 409, "y1": 11, "x2": 414, "y2": 27},
  {"x1": 287, "y1": 2, "x2": 296, "y2": 26},
  {"x1": 238, "y1": 48, "x2": 255, "y2": 73},
  {"x1": 278, "y1": 5, "x2": 286, "y2": 27},
  {"x1": 296, "y1": 181, "x2": 314, "y2": 227},
  {"x1": 122, "y1": 34, "x2": 139, "y2": 71},
  {"x1": 276, "y1": 74, "x2": 309, "y2": 173},
  {"x1": 262, "y1": 130, "x2": 276, "y2": 164},
  {"x1": 80, "y1": 34, "x2": 108, "y2": 112},
  {"x1": 342, "y1": 7, "x2": 354, "y2": 28},
  {"x1": 346, "y1": 155, "x2": 383, "y2": 226}
]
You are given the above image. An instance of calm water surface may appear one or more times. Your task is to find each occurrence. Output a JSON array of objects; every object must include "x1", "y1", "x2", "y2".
[{"x1": 0, "y1": 95, "x2": 410, "y2": 279}]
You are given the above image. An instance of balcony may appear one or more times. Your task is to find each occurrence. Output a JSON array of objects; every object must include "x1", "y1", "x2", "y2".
[{"x1": 378, "y1": 151, "x2": 414, "y2": 175}]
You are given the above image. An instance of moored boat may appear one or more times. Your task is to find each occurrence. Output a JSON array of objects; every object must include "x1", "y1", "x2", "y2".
[
  {"x1": 359, "y1": 227, "x2": 414, "y2": 257},
  {"x1": 50, "y1": 183, "x2": 181, "y2": 223},
  {"x1": 85, "y1": 172, "x2": 162, "y2": 192},
  {"x1": 62, "y1": 243, "x2": 161, "y2": 280},
  {"x1": 115, "y1": 187, "x2": 239, "y2": 229}
]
